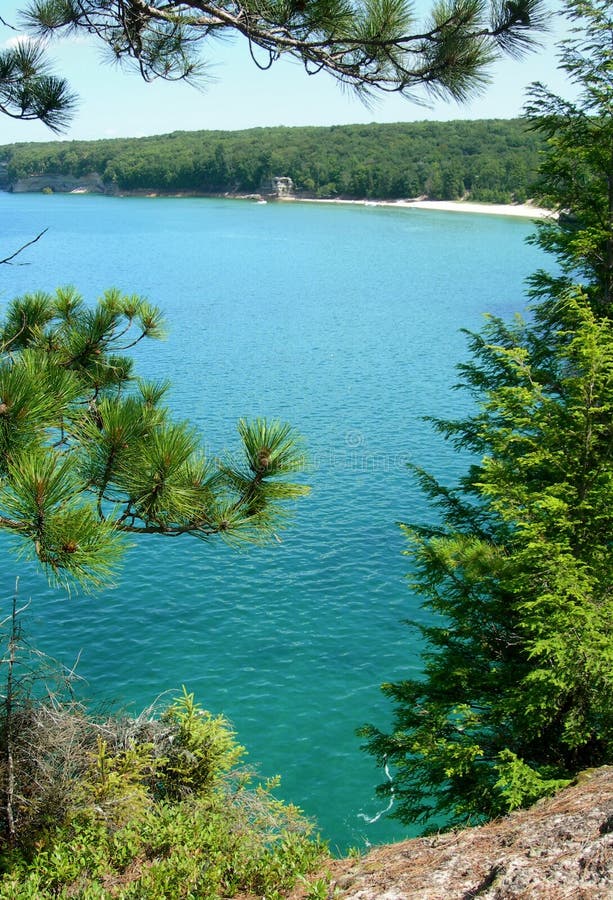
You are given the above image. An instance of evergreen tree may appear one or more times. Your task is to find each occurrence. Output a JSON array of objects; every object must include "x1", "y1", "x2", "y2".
[
  {"x1": 525, "y1": 0, "x2": 613, "y2": 313},
  {"x1": 3, "y1": 0, "x2": 548, "y2": 130},
  {"x1": 0, "y1": 18, "x2": 75, "y2": 131},
  {"x1": 0, "y1": 288, "x2": 308, "y2": 590},
  {"x1": 359, "y1": 0, "x2": 613, "y2": 830}
]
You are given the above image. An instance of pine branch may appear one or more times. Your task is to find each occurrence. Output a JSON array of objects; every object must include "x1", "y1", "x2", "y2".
[{"x1": 20, "y1": 0, "x2": 547, "y2": 106}]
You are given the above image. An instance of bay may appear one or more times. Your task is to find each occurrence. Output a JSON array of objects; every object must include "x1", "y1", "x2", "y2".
[{"x1": 0, "y1": 193, "x2": 547, "y2": 852}]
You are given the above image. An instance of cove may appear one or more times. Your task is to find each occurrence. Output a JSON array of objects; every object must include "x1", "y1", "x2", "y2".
[{"x1": 0, "y1": 193, "x2": 548, "y2": 852}]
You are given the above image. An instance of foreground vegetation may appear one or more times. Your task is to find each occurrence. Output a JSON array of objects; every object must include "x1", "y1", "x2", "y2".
[
  {"x1": 0, "y1": 119, "x2": 543, "y2": 203},
  {"x1": 0, "y1": 602, "x2": 324, "y2": 898},
  {"x1": 361, "y1": 0, "x2": 613, "y2": 830},
  {"x1": 0, "y1": 288, "x2": 308, "y2": 591}
]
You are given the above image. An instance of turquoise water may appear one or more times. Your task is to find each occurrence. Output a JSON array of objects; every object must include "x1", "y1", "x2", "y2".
[{"x1": 0, "y1": 194, "x2": 546, "y2": 852}]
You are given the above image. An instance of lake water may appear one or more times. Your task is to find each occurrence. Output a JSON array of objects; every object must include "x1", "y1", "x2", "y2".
[{"x1": 0, "y1": 193, "x2": 546, "y2": 852}]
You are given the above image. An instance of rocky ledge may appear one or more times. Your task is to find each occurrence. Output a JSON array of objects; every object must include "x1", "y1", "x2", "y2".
[
  {"x1": 9, "y1": 172, "x2": 109, "y2": 194},
  {"x1": 292, "y1": 767, "x2": 613, "y2": 899}
]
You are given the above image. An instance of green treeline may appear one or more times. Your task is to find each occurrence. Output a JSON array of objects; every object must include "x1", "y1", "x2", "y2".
[{"x1": 0, "y1": 119, "x2": 543, "y2": 202}]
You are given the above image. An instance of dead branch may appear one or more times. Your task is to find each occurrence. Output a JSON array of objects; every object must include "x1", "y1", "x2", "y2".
[{"x1": 0, "y1": 229, "x2": 48, "y2": 266}]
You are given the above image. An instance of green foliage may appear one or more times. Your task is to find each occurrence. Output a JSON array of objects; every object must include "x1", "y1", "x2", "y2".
[
  {"x1": 303, "y1": 876, "x2": 340, "y2": 899},
  {"x1": 0, "y1": 619, "x2": 325, "y2": 898},
  {"x1": 0, "y1": 288, "x2": 308, "y2": 590},
  {"x1": 158, "y1": 687, "x2": 245, "y2": 800},
  {"x1": 494, "y1": 750, "x2": 571, "y2": 812},
  {"x1": 0, "y1": 36, "x2": 76, "y2": 131},
  {"x1": 361, "y1": 291, "x2": 613, "y2": 829},
  {"x1": 360, "y1": 0, "x2": 613, "y2": 831},
  {"x1": 526, "y1": 0, "x2": 613, "y2": 313},
  {"x1": 0, "y1": 119, "x2": 544, "y2": 203}
]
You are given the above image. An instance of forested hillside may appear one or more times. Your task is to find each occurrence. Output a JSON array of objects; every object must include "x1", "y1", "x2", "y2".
[{"x1": 0, "y1": 120, "x2": 543, "y2": 202}]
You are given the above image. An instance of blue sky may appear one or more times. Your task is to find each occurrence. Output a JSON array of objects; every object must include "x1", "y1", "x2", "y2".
[{"x1": 1, "y1": 1, "x2": 572, "y2": 143}]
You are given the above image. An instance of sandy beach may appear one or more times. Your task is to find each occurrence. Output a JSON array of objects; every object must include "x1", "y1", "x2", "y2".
[
  {"x1": 398, "y1": 199, "x2": 553, "y2": 218},
  {"x1": 297, "y1": 197, "x2": 554, "y2": 219}
]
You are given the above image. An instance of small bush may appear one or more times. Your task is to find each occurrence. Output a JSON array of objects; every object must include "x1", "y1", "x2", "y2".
[{"x1": 0, "y1": 648, "x2": 325, "y2": 898}]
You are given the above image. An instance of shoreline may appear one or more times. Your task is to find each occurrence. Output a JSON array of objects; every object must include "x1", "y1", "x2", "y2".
[
  {"x1": 3, "y1": 185, "x2": 554, "y2": 219},
  {"x1": 292, "y1": 197, "x2": 554, "y2": 220}
]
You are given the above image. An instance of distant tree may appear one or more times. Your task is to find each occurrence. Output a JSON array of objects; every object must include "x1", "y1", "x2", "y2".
[
  {"x1": 0, "y1": 120, "x2": 543, "y2": 201},
  {"x1": 0, "y1": 288, "x2": 308, "y2": 591},
  {"x1": 3, "y1": 0, "x2": 548, "y2": 132},
  {"x1": 359, "y1": 0, "x2": 613, "y2": 830}
]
